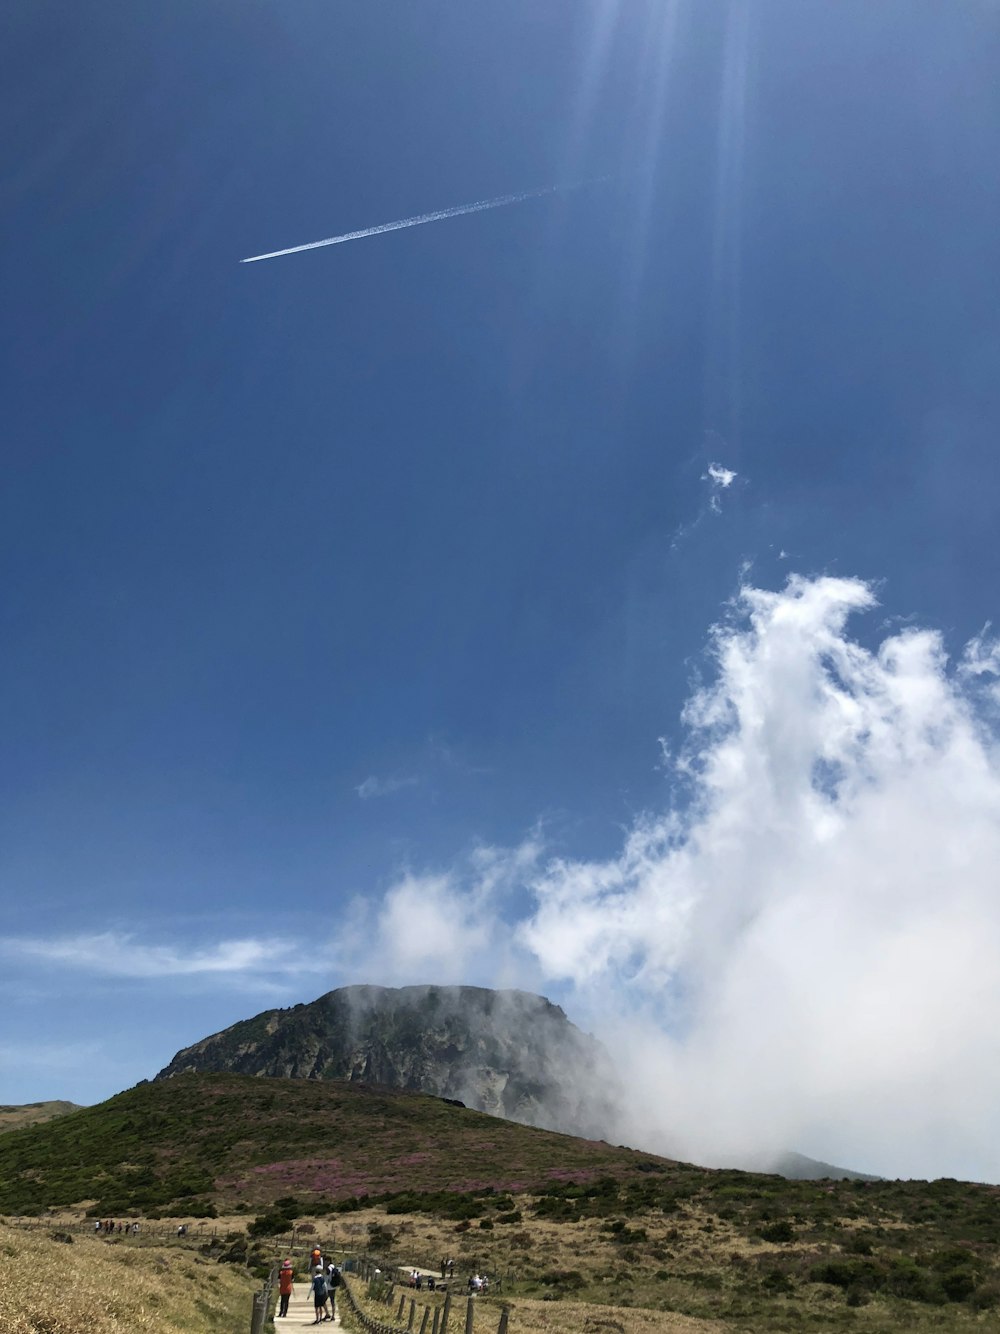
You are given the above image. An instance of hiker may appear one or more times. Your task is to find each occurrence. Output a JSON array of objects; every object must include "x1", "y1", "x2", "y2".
[
  {"x1": 311, "y1": 1266, "x2": 330, "y2": 1323},
  {"x1": 278, "y1": 1260, "x2": 294, "y2": 1318},
  {"x1": 326, "y1": 1261, "x2": 341, "y2": 1315},
  {"x1": 311, "y1": 1245, "x2": 323, "y2": 1271}
]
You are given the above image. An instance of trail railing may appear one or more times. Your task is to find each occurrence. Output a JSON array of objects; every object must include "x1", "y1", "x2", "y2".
[
  {"x1": 250, "y1": 1263, "x2": 277, "y2": 1334},
  {"x1": 341, "y1": 1271, "x2": 510, "y2": 1334}
]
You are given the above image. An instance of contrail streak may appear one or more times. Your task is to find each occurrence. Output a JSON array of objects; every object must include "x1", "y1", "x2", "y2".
[{"x1": 240, "y1": 182, "x2": 587, "y2": 264}]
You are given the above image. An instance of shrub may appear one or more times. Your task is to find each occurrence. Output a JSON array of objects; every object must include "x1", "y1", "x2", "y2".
[
  {"x1": 540, "y1": 1270, "x2": 584, "y2": 1290},
  {"x1": 367, "y1": 1223, "x2": 396, "y2": 1251},
  {"x1": 811, "y1": 1259, "x2": 881, "y2": 1293},
  {"x1": 940, "y1": 1269, "x2": 977, "y2": 1302},
  {"x1": 758, "y1": 1220, "x2": 794, "y2": 1243},
  {"x1": 971, "y1": 1281, "x2": 1000, "y2": 1310},
  {"x1": 248, "y1": 1211, "x2": 289, "y2": 1238},
  {"x1": 884, "y1": 1256, "x2": 945, "y2": 1305},
  {"x1": 761, "y1": 1269, "x2": 793, "y2": 1295}
]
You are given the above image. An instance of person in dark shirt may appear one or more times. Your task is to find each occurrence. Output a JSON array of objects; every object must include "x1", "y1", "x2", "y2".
[{"x1": 311, "y1": 1267, "x2": 330, "y2": 1323}]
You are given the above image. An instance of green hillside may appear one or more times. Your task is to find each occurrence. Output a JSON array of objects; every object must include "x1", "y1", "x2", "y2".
[
  {"x1": 3, "y1": 1073, "x2": 1000, "y2": 1327},
  {"x1": 0, "y1": 1072, "x2": 662, "y2": 1216}
]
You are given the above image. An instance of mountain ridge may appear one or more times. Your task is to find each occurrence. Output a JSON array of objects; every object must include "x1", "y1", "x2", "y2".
[
  {"x1": 155, "y1": 982, "x2": 620, "y2": 1141},
  {"x1": 155, "y1": 982, "x2": 876, "y2": 1182}
]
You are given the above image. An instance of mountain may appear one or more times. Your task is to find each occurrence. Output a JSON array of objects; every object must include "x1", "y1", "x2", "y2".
[
  {"x1": 156, "y1": 983, "x2": 878, "y2": 1182},
  {"x1": 0, "y1": 1100, "x2": 81, "y2": 1133},
  {"x1": 155, "y1": 983, "x2": 619, "y2": 1140},
  {"x1": 766, "y1": 1150, "x2": 881, "y2": 1183}
]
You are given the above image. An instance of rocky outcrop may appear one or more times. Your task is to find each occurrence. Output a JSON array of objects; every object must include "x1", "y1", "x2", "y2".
[{"x1": 154, "y1": 984, "x2": 620, "y2": 1140}]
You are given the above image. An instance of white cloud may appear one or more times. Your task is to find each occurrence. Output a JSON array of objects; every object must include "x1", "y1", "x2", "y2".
[
  {"x1": 355, "y1": 774, "x2": 420, "y2": 800},
  {"x1": 363, "y1": 573, "x2": 1000, "y2": 1181},
  {"x1": 702, "y1": 462, "x2": 737, "y2": 512},
  {"x1": 0, "y1": 932, "x2": 328, "y2": 981},
  {"x1": 705, "y1": 462, "x2": 736, "y2": 489},
  {"x1": 366, "y1": 839, "x2": 542, "y2": 986},
  {"x1": 518, "y1": 574, "x2": 1000, "y2": 1179}
]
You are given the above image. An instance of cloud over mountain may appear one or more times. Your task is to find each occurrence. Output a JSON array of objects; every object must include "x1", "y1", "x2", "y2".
[{"x1": 371, "y1": 574, "x2": 1000, "y2": 1180}]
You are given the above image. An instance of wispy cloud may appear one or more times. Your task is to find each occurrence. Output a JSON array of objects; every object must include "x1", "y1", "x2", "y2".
[
  {"x1": 702, "y1": 461, "x2": 737, "y2": 512},
  {"x1": 361, "y1": 838, "x2": 542, "y2": 987},
  {"x1": 0, "y1": 932, "x2": 328, "y2": 981},
  {"x1": 355, "y1": 773, "x2": 420, "y2": 800},
  {"x1": 670, "y1": 459, "x2": 742, "y2": 550}
]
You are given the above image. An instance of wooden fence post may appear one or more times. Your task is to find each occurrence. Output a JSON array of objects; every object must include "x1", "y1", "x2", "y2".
[
  {"x1": 408, "y1": 1298, "x2": 416, "y2": 1330},
  {"x1": 441, "y1": 1291, "x2": 451, "y2": 1334},
  {"x1": 250, "y1": 1291, "x2": 266, "y2": 1334},
  {"x1": 464, "y1": 1296, "x2": 475, "y2": 1334},
  {"x1": 431, "y1": 1306, "x2": 440, "y2": 1334},
  {"x1": 419, "y1": 1305, "x2": 430, "y2": 1334},
  {"x1": 397, "y1": 1293, "x2": 406, "y2": 1320},
  {"x1": 496, "y1": 1307, "x2": 509, "y2": 1334}
]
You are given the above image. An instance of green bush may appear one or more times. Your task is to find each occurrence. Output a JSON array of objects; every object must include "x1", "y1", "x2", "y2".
[
  {"x1": 758, "y1": 1220, "x2": 794, "y2": 1243},
  {"x1": 761, "y1": 1269, "x2": 793, "y2": 1294},
  {"x1": 248, "y1": 1211, "x2": 290, "y2": 1237},
  {"x1": 971, "y1": 1280, "x2": 1000, "y2": 1310},
  {"x1": 540, "y1": 1270, "x2": 584, "y2": 1289},
  {"x1": 940, "y1": 1269, "x2": 977, "y2": 1302}
]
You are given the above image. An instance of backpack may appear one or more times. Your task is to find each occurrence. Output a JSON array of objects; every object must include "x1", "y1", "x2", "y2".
[{"x1": 329, "y1": 1268, "x2": 341, "y2": 1288}]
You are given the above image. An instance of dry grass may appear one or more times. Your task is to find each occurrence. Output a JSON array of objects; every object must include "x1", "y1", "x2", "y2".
[
  {"x1": 493, "y1": 1295, "x2": 725, "y2": 1334},
  {"x1": 293, "y1": 1197, "x2": 996, "y2": 1334},
  {"x1": 0, "y1": 1222, "x2": 258, "y2": 1333},
  {"x1": 343, "y1": 1275, "x2": 726, "y2": 1334},
  {"x1": 0, "y1": 1102, "x2": 79, "y2": 1134}
]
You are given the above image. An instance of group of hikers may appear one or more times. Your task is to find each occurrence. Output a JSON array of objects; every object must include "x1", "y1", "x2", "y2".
[
  {"x1": 276, "y1": 1247, "x2": 342, "y2": 1323},
  {"x1": 276, "y1": 1245, "x2": 491, "y2": 1322}
]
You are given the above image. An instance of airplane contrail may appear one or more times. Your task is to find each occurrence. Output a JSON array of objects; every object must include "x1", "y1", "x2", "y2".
[{"x1": 240, "y1": 181, "x2": 592, "y2": 264}]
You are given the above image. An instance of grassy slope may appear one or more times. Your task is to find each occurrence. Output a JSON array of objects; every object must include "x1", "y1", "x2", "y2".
[
  {"x1": 0, "y1": 1222, "x2": 257, "y2": 1334},
  {"x1": 0, "y1": 1073, "x2": 663, "y2": 1215},
  {"x1": 3, "y1": 1073, "x2": 1000, "y2": 1331},
  {"x1": 0, "y1": 1101, "x2": 81, "y2": 1133}
]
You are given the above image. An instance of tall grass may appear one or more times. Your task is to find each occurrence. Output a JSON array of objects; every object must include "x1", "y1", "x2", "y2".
[{"x1": 0, "y1": 1222, "x2": 257, "y2": 1333}]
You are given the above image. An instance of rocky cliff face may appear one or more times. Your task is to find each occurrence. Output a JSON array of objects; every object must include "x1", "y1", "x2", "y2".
[{"x1": 154, "y1": 984, "x2": 620, "y2": 1140}]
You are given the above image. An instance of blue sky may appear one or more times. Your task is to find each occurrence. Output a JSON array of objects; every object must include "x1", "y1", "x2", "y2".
[{"x1": 3, "y1": 2, "x2": 1000, "y2": 1178}]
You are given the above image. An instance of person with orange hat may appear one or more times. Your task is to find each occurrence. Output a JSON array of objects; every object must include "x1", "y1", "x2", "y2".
[{"x1": 278, "y1": 1259, "x2": 295, "y2": 1318}]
